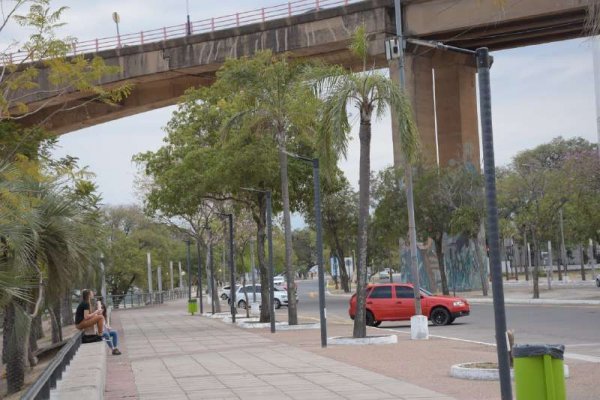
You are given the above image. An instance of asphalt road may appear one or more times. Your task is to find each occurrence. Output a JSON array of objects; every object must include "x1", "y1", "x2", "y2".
[{"x1": 294, "y1": 279, "x2": 600, "y2": 361}]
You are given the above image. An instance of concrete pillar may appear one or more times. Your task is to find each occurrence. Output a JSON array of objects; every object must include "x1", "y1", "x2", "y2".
[
  {"x1": 157, "y1": 266, "x2": 163, "y2": 292},
  {"x1": 178, "y1": 261, "x2": 183, "y2": 290},
  {"x1": 389, "y1": 53, "x2": 437, "y2": 166},
  {"x1": 432, "y1": 51, "x2": 480, "y2": 169}
]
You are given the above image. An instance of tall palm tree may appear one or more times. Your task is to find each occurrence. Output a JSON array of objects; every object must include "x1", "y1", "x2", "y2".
[
  {"x1": 312, "y1": 27, "x2": 419, "y2": 338},
  {"x1": 218, "y1": 52, "x2": 322, "y2": 325}
]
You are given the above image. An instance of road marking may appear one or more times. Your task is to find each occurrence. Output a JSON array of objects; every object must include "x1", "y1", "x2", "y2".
[{"x1": 379, "y1": 328, "x2": 600, "y2": 363}]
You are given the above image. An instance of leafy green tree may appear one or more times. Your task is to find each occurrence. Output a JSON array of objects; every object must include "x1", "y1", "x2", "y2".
[{"x1": 311, "y1": 26, "x2": 419, "y2": 338}]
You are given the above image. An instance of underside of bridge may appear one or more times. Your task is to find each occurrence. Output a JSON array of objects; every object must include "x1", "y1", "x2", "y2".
[{"x1": 14, "y1": 0, "x2": 590, "y2": 170}]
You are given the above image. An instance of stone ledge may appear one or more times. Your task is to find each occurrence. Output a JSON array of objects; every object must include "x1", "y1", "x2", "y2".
[
  {"x1": 50, "y1": 341, "x2": 106, "y2": 400},
  {"x1": 329, "y1": 335, "x2": 398, "y2": 345}
]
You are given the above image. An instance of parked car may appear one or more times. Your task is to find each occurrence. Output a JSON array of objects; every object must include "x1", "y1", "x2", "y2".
[
  {"x1": 379, "y1": 268, "x2": 394, "y2": 279},
  {"x1": 219, "y1": 285, "x2": 239, "y2": 300},
  {"x1": 230, "y1": 284, "x2": 289, "y2": 309},
  {"x1": 348, "y1": 283, "x2": 470, "y2": 327},
  {"x1": 596, "y1": 274, "x2": 600, "y2": 288},
  {"x1": 273, "y1": 275, "x2": 285, "y2": 286}
]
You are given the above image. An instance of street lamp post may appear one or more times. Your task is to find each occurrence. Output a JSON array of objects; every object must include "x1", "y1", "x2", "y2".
[
  {"x1": 196, "y1": 240, "x2": 203, "y2": 314},
  {"x1": 186, "y1": 239, "x2": 192, "y2": 300},
  {"x1": 241, "y1": 188, "x2": 276, "y2": 333},
  {"x1": 111, "y1": 12, "x2": 121, "y2": 48},
  {"x1": 284, "y1": 152, "x2": 327, "y2": 348},
  {"x1": 207, "y1": 226, "x2": 216, "y2": 314},
  {"x1": 391, "y1": 32, "x2": 512, "y2": 398},
  {"x1": 219, "y1": 213, "x2": 236, "y2": 323},
  {"x1": 185, "y1": 0, "x2": 191, "y2": 35}
]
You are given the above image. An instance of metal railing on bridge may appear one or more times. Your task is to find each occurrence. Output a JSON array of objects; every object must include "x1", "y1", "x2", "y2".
[{"x1": 4, "y1": 0, "x2": 363, "y2": 65}]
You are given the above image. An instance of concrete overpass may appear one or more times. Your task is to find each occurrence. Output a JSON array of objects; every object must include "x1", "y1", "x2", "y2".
[{"x1": 12, "y1": 0, "x2": 591, "y2": 168}]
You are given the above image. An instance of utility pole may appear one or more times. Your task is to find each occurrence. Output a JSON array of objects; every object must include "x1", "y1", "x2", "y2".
[
  {"x1": 220, "y1": 213, "x2": 236, "y2": 323},
  {"x1": 196, "y1": 240, "x2": 203, "y2": 314},
  {"x1": 169, "y1": 261, "x2": 174, "y2": 291},
  {"x1": 185, "y1": 0, "x2": 191, "y2": 35},
  {"x1": 390, "y1": 0, "x2": 426, "y2": 340},
  {"x1": 593, "y1": 36, "x2": 600, "y2": 160},
  {"x1": 250, "y1": 240, "x2": 257, "y2": 303},
  {"x1": 147, "y1": 252, "x2": 153, "y2": 294},
  {"x1": 186, "y1": 239, "x2": 192, "y2": 300},
  {"x1": 547, "y1": 241, "x2": 553, "y2": 290},
  {"x1": 559, "y1": 208, "x2": 567, "y2": 278}
]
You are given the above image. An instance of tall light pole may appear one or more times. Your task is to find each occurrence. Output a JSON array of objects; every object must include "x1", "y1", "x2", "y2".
[
  {"x1": 196, "y1": 240, "x2": 203, "y2": 314},
  {"x1": 185, "y1": 0, "x2": 191, "y2": 35},
  {"x1": 389, "y1": 0, "x2": 426, "y2": 340},
  {"x1": 186, "y1": 239, "x2": 192, "y2": 300},
  {"x1": 284, "y1": 152, "x2": 327, "y2": 348},
  {"x1": 219, "y1": 213, "x2": 236, "y2": 323},
  {"x1": 241, "y1": 187, "x2": 276, "y2": 333},
  {"x1": 206, "y1": 225, "x2": 216, "y2": 314},
  {"x1": 112, "y1": 12, "x2": 121, "y2": 48},
  {"x1": 396, "y1": 32, "x2": 512, "y2": 397}
]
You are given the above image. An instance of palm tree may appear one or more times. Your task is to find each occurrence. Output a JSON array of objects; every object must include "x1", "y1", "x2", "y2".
[
  {"x1": 1, "y1": 167, "x2": 97, "y2": 393},
  {"x1": 218, "y1": 52, "x2": 322, "y2": 325},
  {"x1": 311, "y1": 26, "x2": 419, "y2": 338}
]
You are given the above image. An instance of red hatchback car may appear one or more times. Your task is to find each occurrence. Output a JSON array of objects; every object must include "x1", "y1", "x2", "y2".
[{"x1": 349, "y1": 283, "x2": 470, "y2": 326}]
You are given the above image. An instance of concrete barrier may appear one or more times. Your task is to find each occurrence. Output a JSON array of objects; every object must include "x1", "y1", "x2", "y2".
[{"x1": 50, "y1": 341, "x2": 106, "y2": 400}]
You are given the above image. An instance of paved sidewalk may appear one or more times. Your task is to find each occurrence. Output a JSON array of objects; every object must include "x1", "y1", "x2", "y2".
[{"x1": 106, "y1": 300, "x2": 455, "y2": 400}]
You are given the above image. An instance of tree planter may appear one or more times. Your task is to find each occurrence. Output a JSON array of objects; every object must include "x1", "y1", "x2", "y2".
[
  {"x1": 328, "y1": 335, "x2": 397, "y2": 346},
  {"x1": 277, "y1": 323, "x2": 320, "y2": 331},
  {"x1": 238, "y1": 321, "x2": 288, "y2": 329},
  {"x1": 450, "y1": 362, "x2": 570, "y2": 381}
]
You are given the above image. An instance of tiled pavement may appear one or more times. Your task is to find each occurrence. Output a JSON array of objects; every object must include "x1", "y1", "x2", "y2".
[{"x1": 107, "y1": 300, "x2": 455, "y2": 400}]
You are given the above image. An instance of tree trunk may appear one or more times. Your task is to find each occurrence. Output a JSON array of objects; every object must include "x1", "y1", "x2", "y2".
[
  {"x1": 256, "y1": 195, "x2": 270, "y2": 323},
  {"x1": 32, "y1": 314, "x2": 43, "y2": 340},
  {"x1": 434, "y1": 236, "x2": 449, "y2": 295},
  {"x1": 278, "y1": 143, "x2": 297, "y2": 325},
  {"x1": 472, "y1": 239, "x2": 488, "y2": 296},
  {"x1": 4, "y1": 301, "x2": 29, "y2": 394},
  {"x1": 532, "y1": 232, "x2": 540, "y2": 299},
  {"x1": 353, "y1": 119, "x2": 371, "y2": 339},
  {"x1": 580, "y1": 244, "x2": 586, "y2": 280},
  {"x1": 333, "y1": 235, "x2": 350, "y2": 293},
  {"x1": 62, "y1": 290, "x2": 74, "y2": 326},
  {"x1": 49, "y1": 301, "x2": 63, "y2": 344}
]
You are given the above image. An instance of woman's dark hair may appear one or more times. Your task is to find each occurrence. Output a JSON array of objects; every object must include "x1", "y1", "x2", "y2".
[
  {"x1": 99, "y1": 299, "x2": 107, "y2": 319},
  {"x1": 82, "y1": 289, "x2": 91, "y2": 303}
]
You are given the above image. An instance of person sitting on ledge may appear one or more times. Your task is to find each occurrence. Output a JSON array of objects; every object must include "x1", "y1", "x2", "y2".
[
  {"x1": 75, "y1": 289, "x2": 104, "y2": 343},
  {"x1": 99, "y1": 298, "x2": 122, "y2": 355}
]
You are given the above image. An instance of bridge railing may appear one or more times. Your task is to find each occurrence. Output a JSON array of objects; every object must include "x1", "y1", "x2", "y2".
[{"x1": 5, "y1": 0, "x2": 362, "y2": 65}]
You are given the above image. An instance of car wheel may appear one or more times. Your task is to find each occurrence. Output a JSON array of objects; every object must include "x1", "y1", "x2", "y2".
[
  {"x1": 430, "y1": 307, "x2": 451, "y2": 326},
  {"x1": 237, "y1": 300, "x2": 247, "y2": 309},
  {"x1": 221, "y1": 293, "x2": 228, "y2": 300},
  {"x1": 366, "y1": 311, "x2": 375, "y2": 327},
  {"x1": 447, "y1": 316, "x2": 455, "y2": 325},
  {"x1": 373, "y1": 321, "x2": 382, "y2": 327},
  {"x1": 596, "y1": 278, "x2": 600, "y2": 288},
  {"x1": 274, "y1": 299, "x2": 281, "y2": 309}
]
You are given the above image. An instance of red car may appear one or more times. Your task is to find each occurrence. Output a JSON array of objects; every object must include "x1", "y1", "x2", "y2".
[{"x1": 349, "y1": 283, "x2": 470, "y2": 326}]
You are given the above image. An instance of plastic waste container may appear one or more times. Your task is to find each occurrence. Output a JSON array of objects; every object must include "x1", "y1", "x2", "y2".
[
  {"x1": 188, "y1": 298, "x2": 198, "y2": 315},
  {"x1": 513, "y1": 344, "x2": 566, "y2": 400}
]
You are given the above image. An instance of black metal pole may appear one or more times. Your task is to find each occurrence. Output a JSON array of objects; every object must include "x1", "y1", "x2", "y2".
[
  {"x1": 313, "y1": 159, "x2": 327, "y2": 348},
  {"x1": 208, "y1": 229, "x2": 215, "y2": 314},
  {"x1": 266, "y1": 191, "x2": 276, "y2": 333},
  {"x1": 227, "y1": 214, "x2": 236, "y2": 323},
  {"x1": 186, "y1": 239, "x2": 192, "y2": 300},
  {"x1": 476, "y1": 47, "x2": 512, "y2": 400},
  {"x1": 196, "y1": 240, "x2": 203, "y2": 314}
]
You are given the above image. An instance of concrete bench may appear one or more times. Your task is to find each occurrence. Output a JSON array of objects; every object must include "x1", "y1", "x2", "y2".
[{"x1": 49, "y1": 341, "x2": 106, "y2": 400}]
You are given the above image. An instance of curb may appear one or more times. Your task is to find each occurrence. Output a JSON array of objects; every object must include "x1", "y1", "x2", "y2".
[
  {"x1": 466, "y1": 298, "x2": 600, "y2": 306},
  {"x1": 329, "y1": 334, "x2": 397, "y2": 346},
  {"x1": 450, "y1": 362, "x2": 570, "y2": 381},
  {"x1": 326, "y1": 290, "x2": 352, "y2": 298},
  {"x1": 277, "y1": 322, "x2": 320, "y2": 331}
]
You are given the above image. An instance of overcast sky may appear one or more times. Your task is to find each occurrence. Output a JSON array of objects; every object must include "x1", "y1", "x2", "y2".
[{"x1": 4, "y1": 1, "x2": 598, "y2": 208}]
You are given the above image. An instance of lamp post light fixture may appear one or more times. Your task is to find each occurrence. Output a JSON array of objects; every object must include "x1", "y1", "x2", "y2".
[
  {"x1": 241, "y1": 187, "x2": 276, "y2": 333},
  {"x1": 283, "y1": 151, "x2": 327, "y2": 348},
  {"x1": 111, "y1": 12, "x2": 121, "y2": 48}
]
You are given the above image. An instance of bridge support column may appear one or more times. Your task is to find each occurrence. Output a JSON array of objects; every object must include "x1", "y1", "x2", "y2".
[
  {"x1": 389, "y1": 50, "x2": 480, "y2": 170},
  {"x1": 432, "y1": 52, "x2": 480, "y2": 169},
  {"x1": 389, "y1": 53, "x2": 437, "y2": 166}
]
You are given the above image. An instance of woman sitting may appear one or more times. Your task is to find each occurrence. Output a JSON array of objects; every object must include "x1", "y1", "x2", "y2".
[
  {"x1": 75, "y1": 289, "x2": 104, "y2": 343},
  {"x1": 99, "y1": 299, "x2": 122, "y2": 355}
]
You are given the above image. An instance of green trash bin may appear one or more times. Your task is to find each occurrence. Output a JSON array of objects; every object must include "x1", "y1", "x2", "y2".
[
  {"x1": 188, "y1": 299, "x2": 198, "y2": 315},
  {"x1": 513, "y1": 344, "x2": 566, "y2": 400}
]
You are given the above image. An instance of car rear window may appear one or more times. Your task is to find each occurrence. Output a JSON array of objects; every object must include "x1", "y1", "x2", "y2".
[
  {"x1": 395, "y1": 286, "x2": 414, "y2": 299},
  {"x1": 369, "y1": 286, "x2": 392, "y2": 299}
]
